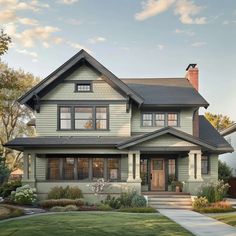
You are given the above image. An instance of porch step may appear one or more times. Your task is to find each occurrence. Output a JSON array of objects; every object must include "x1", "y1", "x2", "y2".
[{"x1": 143, "y1": 193, "x2": 192, "y2": 210}]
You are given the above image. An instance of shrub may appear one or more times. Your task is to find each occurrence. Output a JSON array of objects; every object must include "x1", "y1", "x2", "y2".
[
  {"x1": 64, "y1": 205, "x2": 78, "y2": 211},
  {"x1": 50, "y1": 206, "x2": 65, "y2": 212},
  {"x1": 218, "y1": 160, "x2": 232, "y2": 182},
  {"x1": 193, "y1": 197, "x2": 209, "y2": 209},
  {"x1": 0, "y1": 156, "x2": 10, "y2": 185},
  {"x1": 118, "y1": 207, "x2": 156, "y2": 213},
  {"x1": 47, "y1": 186, "x2": 83, "y2": 199},
  {"x1": 131, "y1": 195, "x2": 146, "y2": 207},
  {"x1": 0, "y1": 204, "x2": 24, "y2": 220},
  {"x1": 194, "y1": 206, "x2": 235, "y2": 213},
  {"x1": 11, "y1": 185, "x2": 37, "y2": 205},
  {"x1": 102, "y1": 195, "x2": 121, "y2": 209},
  {"x1": 39, "y1": 198, "x2": 84, "y2": 208},
  {"x1": 0, "y1": 180, "x2": 22, "y2": 198},
  {"x1": 118, "y1": 191, "x2": 137, "y2": 208},
  {"x1": 97, "y1": 203, "x2": 112, "y2": 211},
  {"x1": 78, "y1": 205, "x2": 98, "y2": 211},
  {"x1": 198, "y1": 180, "x2": 230, "y2": 203}
]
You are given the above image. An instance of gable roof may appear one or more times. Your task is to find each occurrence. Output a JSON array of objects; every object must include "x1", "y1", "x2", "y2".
[
  {"x1": 220, "y1": 123, "x2": 236, "y2": 136},
  {"x1": 18, "y1": 50, "x2": 144, "y2": 109},
  {"x1": 121, "y1": 78, "x2": 209, "y2": 108}
]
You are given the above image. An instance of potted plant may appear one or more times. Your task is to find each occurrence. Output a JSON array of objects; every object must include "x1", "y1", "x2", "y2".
[{"x1": 171, "y1": 181, "x2": 183, "y2": 192}]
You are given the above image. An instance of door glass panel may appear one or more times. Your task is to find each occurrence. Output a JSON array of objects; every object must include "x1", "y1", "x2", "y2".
[{"x1": 153, "y1": 160, "x2": 163, "y2": 170}]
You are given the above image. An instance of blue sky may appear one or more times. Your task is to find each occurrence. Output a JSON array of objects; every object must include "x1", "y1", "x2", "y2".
[{"x1": 1, "y1": 0, "x2": 236, "y2": 120}]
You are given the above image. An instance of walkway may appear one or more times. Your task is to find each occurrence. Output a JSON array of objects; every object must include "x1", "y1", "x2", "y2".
[{"x1": 159, "y1": 209, "x2": 236, "y2": 236}]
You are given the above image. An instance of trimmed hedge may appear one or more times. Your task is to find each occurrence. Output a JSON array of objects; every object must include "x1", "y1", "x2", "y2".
[
  {"x1": 50, "y1": 205, "x2": 78, "y2": 212},
  {"x1": 39, "y1": 198, "x2": 84, "y2": 208},
  {"x1": 0, "y1": 204, "x2": 24, "y2": 220},
  {"x1": 194, "y1": 207, "x2": 236, "y2": 213},
  {"x1": 48, "y1": 186, "x2": 83, "y2": 200},
  {"x1": 118, "y1": 207, "x2": 157, "y2": 213}
]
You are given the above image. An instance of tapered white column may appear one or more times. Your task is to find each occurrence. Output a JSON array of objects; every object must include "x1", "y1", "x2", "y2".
[{"x1": 127, "y1": 152, "x2": 134, "y2": 182}]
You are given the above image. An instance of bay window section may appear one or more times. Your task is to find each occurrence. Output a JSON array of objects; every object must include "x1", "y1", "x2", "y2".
[
  {"x1": 92, "y1": 158, "x2": 104, "y2": 179},
  {"x1": 78, "y1": 158, "x2": 89, "y2": 180},
  {"x1": 108, "y1": 158, "x2": 120, "y2": 181},
  {"x1": 96, "y1": 107, "x2": 107, "y2": 130},
  {"x1": 75, "y1": 107, "x2": 93, "y2": 129},
  {"x1": 48, "y1": 158, "x2": 60, "y2": 180},
  {"x1": 60, "y1": 107, "x2": 71, "y2": 130},
  {"x1": 64, "y1": 158, "x2": 75, "y2": 180}
]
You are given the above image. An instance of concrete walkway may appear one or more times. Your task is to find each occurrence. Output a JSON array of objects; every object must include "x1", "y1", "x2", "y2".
[{"x1": 159, "y1": 209, "x2": 236, "y2": 236}]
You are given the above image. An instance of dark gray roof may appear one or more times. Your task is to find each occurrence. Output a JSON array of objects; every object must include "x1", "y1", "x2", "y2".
[
  {"x1": 18, "y1": 50, "x2": 144, "y2": 109},
  {"x1": 220, "y1": 123, "x2": 236, "y2": 136},
  {"x1": 199, "y1": 116, "x2": 233, "y2": 151},
  {"x1": 121, "y1": 78, "x2": 209, "y2": 107},
  {"x1": 4, "y1": 136, "x2": 130, "y2": 151}
]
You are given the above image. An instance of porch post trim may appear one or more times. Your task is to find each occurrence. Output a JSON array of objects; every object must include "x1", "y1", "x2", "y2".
[
  {"x1": 127, "y1": 152, "x2": 134, "y2": 182},
  {"x1": 135, "y1": 151, "x2": 141, "y2": 183}
]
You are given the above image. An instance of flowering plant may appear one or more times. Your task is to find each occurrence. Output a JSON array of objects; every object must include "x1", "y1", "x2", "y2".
[
  {"x1": 11, "y1": 185, "x2": 37, "y2": 205},
  {"x1": 88, "y1": 178, "x2": 109, "y2": 196}
]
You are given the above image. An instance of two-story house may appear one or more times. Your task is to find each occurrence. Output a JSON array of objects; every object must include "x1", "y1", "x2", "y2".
[{"x1": 5, "y1": 50, "x2": 233, "y2": 201}]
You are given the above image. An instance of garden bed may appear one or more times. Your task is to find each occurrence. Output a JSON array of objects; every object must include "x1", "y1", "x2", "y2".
[{"x1": 0, "y1": 204, "x2": 24, "y2": 220}]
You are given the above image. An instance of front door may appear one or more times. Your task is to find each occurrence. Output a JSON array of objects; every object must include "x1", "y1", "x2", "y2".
[{"x1": 151, "y1": 159, "x2": 165, "y2": 191}]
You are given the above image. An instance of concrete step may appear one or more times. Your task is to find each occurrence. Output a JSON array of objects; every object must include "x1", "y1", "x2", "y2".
[
  {"x1": 151, "y1": 205, "x2": 193, "y2": 209},
  {"x1": 149, "y1": 201, "x2": 192, "y2": 206},
  {"x1": 144, "y1": 195, "x2": 191, "y2": 198},
  {"x1": 148, "y1": 197, "x2": 191, "y2": 201}
]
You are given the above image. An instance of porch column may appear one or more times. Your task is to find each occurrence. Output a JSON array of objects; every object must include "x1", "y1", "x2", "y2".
[
  {"x1": 22, "y1": 153, "x2": 29, "y2": 181},
  {"x1": 188, "y1": 150, "x2": 203, "y2": 181},
  {"x1": 127, "y1": 152, "x2": 134, "y2": 182},
  {"x1": 135, "y1": 151, "x2": 142, "y2": 182},
  {"x1": 30, "y1": 153, "x2": 36, "y2": 181}
]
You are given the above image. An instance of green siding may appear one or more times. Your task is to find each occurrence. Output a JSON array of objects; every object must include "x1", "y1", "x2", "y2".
[
  {"x1": 178, "y1": 156, "x2": 189, "y2": 181},
  {"x1": 202, "y1": 154, "x2": 218, "y2": 182},
  {"x1": 121, "y1": 155, "x2": 128, "y2": 181},
  {"x1": 36, "y1": 156, "x2": 46, "y2": 181}
]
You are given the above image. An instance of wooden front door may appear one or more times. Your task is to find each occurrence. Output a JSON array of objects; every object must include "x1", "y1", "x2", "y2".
[{"x1": 151, "y1": 159, "x2": 165, "y2": 191}]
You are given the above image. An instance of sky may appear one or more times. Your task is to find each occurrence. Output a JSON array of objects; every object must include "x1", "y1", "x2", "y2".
[{"x1": 1, "y1": 0, "x2": 236, "y2": 120}]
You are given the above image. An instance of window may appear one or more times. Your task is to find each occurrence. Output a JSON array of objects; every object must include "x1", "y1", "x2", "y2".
[
  {"x1": 64, "y1": 158, "x2": 75, "y2": 180},
  {"x1": 92, "y1": 158, "x2": 104, "y2": 179},
  {"x1": 142, "y1": 112, "x2": 179, "y2": 127},
  {"x1": 155, "y1": 113, "x2": 165, "y2": 126},
  {"x1": 75, "y1": 82, "x2": 92, "y2": 92},
  {"x1": 108, "y1": 158, "x2": 120, "y2": 181},
  {"x1": 75, "y1": 107, "x2": 93, "y2": 129},
  {"x1": 78, "y1": 158, "x2": 89, "y2": 180},
  {"x1": 201, "y1": 156, "x2": 209, "y2": 174},
  {"x1": 96, "y1": 107, "x2": 108, "y2": 129},
  {"x1": 168, "y1": 159, "x2": 176, "y2": 183},
  {"x1": 58, "y1": 106, "x2": 108, "y2": 131},
  {"x1": 48, "y1": 159, "x2": 60, "y2": 180},
  {"x1": 142, "y1": 113, "x2": 152, "y2": 127},
  {"x1": 59, "y1": 107, "x2": 71, "y2": 130},
  {"x1": 140, "y1": 159, "x2": 148, "y2": 185},
  {"x1": 167, "y1": 113, "x2": 178, "y2": 127}
]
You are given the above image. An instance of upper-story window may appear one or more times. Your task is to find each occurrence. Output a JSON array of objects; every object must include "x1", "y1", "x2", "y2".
[
  {"x1": 75, "y1": 81, "x2": 92, "y2": 92},
  {"x1": 141, "y1": 112, "x2": 179, "y2": 127},
  {"x1": 59, "y1": 106, "x2": 108, "y2": 130}
]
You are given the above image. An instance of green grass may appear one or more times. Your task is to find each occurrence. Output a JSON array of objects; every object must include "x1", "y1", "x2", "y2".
[
  {"x1": 0, "y1": 212, "x2": 193, "y2": 236},
  {"x1": 213, "y1": 214, "x2": 236, "y2": 227}
]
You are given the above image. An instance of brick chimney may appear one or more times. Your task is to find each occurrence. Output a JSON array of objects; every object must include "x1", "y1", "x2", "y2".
[{"x1": 186, "y1": 64, "x2": 198, "y2": 91}]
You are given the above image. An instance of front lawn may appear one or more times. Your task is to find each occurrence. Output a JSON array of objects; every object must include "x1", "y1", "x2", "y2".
[
  {"x1": 212, "y1": 213, "x2": 236, "y2": 227},
  {"x1": 0, "y1": 212, "x2": 193, "y2": 236}
]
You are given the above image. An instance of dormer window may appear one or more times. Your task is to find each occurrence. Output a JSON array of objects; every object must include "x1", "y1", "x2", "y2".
[{"x1": 75, "y1": 81, "x2": 92, "y2": 92}]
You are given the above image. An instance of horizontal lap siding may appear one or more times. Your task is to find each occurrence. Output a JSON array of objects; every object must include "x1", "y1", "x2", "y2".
[
  {"x1": 36, "y1": 157, "x2": 46, "y2": 181},
  {"x1": 36, "y1": 103, "x2": 131, "y2": 136},
  {"x1": 121, "y1": 156, "x2": 128, "y2": 181},
  {"x1": 131, "y1": 106, "x2": 194, "y2": 135},
  {"x1": 202, "y1": 154, "x2": 218, "y2": 182},
  {"x1": 178, "y1": 156, "x2": 189, "y2": 181}
]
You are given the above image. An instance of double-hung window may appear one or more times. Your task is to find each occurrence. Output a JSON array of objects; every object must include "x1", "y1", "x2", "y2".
[
  {"x1": 167, "y1": 113, "x2": 178, "y2": 126},
  {"x1": 155, "y1": 113, "x2": 165, "y2": 126},
  {"x1": 201, "y1": 156, "x2": 209, "y2": 174},
  {"x1": 142, "y1": 113, "x2": 152, "y2": 127},
  {"x1": 59, "y1": 107, "x2": 72, "y2": 130},
  {"x1": 75, "y1": 107, "x2": 93, "y2": 129}
]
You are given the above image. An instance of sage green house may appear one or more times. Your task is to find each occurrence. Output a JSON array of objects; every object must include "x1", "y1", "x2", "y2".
[{"x1": 5, "y1": 50, "x2": 233, "y2": 201}]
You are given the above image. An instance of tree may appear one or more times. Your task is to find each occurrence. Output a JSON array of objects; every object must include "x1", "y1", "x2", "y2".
[
  {"x1": 0, "y1": 29, "x2": 11, "y2": 56},
  {"x1": 205, "y1": 112, "x2": 234, "y2": 131},
  {"x1": 218, "y1": 160, "x2": 232, "y2": 183},
  {"x1": 0, "y1": 155, "x2": 10, "y2": 184},
  {"x1": 0, "y1": 62, "x2": 39, "y2": 170}
]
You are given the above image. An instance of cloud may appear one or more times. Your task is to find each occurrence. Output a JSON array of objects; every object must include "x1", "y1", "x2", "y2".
[
  {"x1": 135, "y1": 0, "x2": 207, "y2": 24},
  {"x1": 65, "y1": 18, "x2": 82, "y2": 25},
  {"x1": 88, "y1": 36, "x2": 106, "y2": 44},
  {"x1": 67, "y1": 41, "x2": 92, "y2": 53},
  {"x1": 191, "y1": 41, "x2": 206, "y2": 47},
  {"x1": 57, "y1": 0, "x2": 78, "y2": 5},
  {"x1": 0, "y1": 10, "x2": 16, "y2": 23},
  {"x1": 174, "y1": 28, "x2": 195, "y2": 36},
  {"x1": 15, "y1": 48, "x2": 38, "y2": 62},
  {"x1": 157, "y1": 44, "x2": 164, "y2": 50},
  {"x1": 53, "y1": 37, "x2": 63, "y2": 44},
  {"x1": 174, "y1": 0, "x2": 206, "y2": 24},
  {"x1": 135, "y1": 0, "x2": 175, "y2": 21},
  {"x1": 18, "y1": 17, "x2": 39, "y2": 25}
]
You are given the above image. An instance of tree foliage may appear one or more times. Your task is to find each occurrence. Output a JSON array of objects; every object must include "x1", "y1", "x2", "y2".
[
  {"x1": 218, "y1": 160, "x2": 232, "y2": 183},
  {"x1": 0, "y1": 155, "x2": 10, "y2": 184},
  {"x1": 0, "y1": 29, "x2": 11, "y2": 56},
  {"x1": 205, "y1": 112, "x2": 234, "y2": 131},
  {"x1": 0, "y1": 62, "x2": 39, "y2": 170}
]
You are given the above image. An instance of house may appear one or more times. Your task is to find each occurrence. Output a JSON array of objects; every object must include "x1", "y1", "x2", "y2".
[
  {"x1": 220, "y1": 124, "x2": 236, "y2": 176},
  {"x1": 4, "y1": 50, "x2": 233, "y2": 201}
]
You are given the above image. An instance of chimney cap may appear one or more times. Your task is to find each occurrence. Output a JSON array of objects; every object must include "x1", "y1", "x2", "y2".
[{"x1": 186, "y1": 63, "x2": 197, "y2": 71}]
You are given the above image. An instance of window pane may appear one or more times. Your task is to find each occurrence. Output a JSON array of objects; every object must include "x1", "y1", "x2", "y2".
[
  {"x1": 168, "y1": 159, "x2": 176, "y2": 176},
  {"x1": 155, "y1": 113, "x2": 165, "y2": 126},
  {"x1": 96, "y1": 107, "x2": 107, "y2": 119},
  {"x1": 167, "y1": 113, "x2": 178, "y2": 126},
  {"x1": 93, "y1": 158, "x2": 104, "y2": 179},
  {"x1": 142, "y1": 120, "x2": 152, "y2": 127},
  {"x1": 96, "y1": 120, "x2": 107, "y2": 129},
  {"x1": 78, "y1": 158, "x2": 89, "y2": 180},
  {"x1": 60, "y1": 107, "x2": 71, "y2": 119},
  {"x1": 143, "y1": 114, "x2": 152, "y2": 120},
  {"x1": 77, "y1": 84, "x2": 91, "y2": 91},
  {"x1": 64, "y1": 158, "x2": 74, "y2": 180},
  {"x1": 60, "y1": 120, "x2": 71, "y2": 129},
  {"x1": 140, "y1": 159, "x2": 148, "y2": 185},
  {"x1": 48, "y1": 159, "x2": 60, "y2": 180},
  {"x1": 108, "y1": 158, "x2": 119, "y2": 180},
  {"x1": 201, "y1": 156, "x2": 209, "y2": 174},
  {"x1": 75, "y1": 107, "x2": 93, "y2": 119},
  {"x1": 153, "y1": 160, "x2": 163, "y2": 170},
  {"x1": 75, "y1": 119, "x2": 93, "y2": 129}
]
